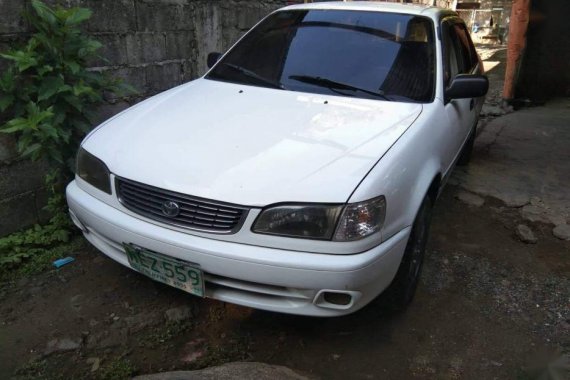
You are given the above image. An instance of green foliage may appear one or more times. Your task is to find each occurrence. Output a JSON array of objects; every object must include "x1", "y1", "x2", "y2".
[
  {"x1": 0, "y1": 1, "x2": 133, "y2": 272},
  {"x1": 0, "y1": 223, "x2": 68, "y2": 267},
  {"x1": 0, "y1": 167, "x2": 73, "y2": 273},
  {"x1": 0, "y1": 0, "x2": 132, "y2": 171},
  {"x1": 98, "y1": 358, "x2": 136, "y2": 380}
]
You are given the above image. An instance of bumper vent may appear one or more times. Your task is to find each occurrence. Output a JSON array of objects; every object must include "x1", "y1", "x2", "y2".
[{"x1": 115, "y1": 177, "x2": 248, "y2": 234}]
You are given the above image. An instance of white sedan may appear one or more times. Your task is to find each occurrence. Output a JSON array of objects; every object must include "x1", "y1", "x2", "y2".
[{"x1": 67, "y1": 2, "x2": 487, "y2": 316}]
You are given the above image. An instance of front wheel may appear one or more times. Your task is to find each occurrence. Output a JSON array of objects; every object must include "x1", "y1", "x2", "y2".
[{"x1": 383, "y1": 195, "x2": 433, "y2": 310}]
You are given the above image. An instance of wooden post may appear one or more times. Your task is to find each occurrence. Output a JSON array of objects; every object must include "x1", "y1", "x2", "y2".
[{"x1": 502, "y1": 0, "x2": 531, "y2": 103}]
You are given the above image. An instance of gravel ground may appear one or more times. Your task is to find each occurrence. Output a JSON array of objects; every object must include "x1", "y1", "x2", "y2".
[
  {"x1": 1, "y1": 187, "x2": 569, "y2": 380},
  {"x1": 1, "y1": 45, "x2": 568, "y2": 380}
]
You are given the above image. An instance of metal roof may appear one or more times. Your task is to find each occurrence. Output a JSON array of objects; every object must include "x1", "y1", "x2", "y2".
[{"x1": 281, "y1": 1, "x2": 452, "y2": 20}]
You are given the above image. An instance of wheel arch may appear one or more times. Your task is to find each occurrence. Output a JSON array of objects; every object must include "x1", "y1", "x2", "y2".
[
  {"x1": 427, "y1": 173, "x2": 442, "y2": 204},
  {"x1": 403, "y1": 160, "x2": 441, "y2": 229}
]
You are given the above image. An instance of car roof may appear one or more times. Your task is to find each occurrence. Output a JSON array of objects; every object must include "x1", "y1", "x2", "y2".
[{"x1": 280, "y1": 1, "x2": 454, "y2": 20}]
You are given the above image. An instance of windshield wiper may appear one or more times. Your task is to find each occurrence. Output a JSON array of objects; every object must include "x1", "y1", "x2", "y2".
[
  {"x1": 289, "y1": 75, "x2": 389, "y2": 100},
  {"x1": 223, "y1": 63, "x2": 286, "y2": 90}
]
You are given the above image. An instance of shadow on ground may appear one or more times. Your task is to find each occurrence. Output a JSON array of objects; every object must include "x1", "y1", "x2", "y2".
[{"x1": 1, "y1": 185, "x2": 568, "y2": 379}]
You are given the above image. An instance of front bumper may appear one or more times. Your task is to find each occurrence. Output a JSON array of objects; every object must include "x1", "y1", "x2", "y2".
[{"x1": 66, "y1": 181, "x2": 410, "y2": 317}]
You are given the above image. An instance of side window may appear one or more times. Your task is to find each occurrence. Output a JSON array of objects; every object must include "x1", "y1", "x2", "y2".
[
  {"x1": 442, "y1": 21, "x2": 462, "y2": 86},
  {"x1": 443, "y1": 20, "x2": 477, "y2": 87},
  {"x1": 453, "y1": 24, "x2": 478, "y2": 73}
]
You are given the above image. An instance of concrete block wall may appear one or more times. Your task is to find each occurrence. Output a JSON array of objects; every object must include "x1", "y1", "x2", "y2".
[{"x1": 0, "y1": 0, "x2": 284, "y2": 236}]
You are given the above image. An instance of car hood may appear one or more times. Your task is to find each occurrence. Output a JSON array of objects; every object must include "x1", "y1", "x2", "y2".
[{"x1": 83, "y1": 79, "x2": 422, "y2": 206}]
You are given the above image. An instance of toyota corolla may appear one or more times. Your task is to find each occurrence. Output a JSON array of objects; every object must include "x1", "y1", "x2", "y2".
[{"x1": 66, "y1": 2, "x2": 488, "y2": 316}]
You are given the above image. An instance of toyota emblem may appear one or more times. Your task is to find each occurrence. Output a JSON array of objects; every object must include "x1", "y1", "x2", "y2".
[{"x1": 161, "y1": 200, "x2": 180, "y2": 217}]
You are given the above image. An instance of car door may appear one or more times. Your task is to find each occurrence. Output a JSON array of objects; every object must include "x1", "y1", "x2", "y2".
[
  {"x1": 441, "y1": 18, "x2": 478, "y2": 170},
  {"x1": 452, "y1": 22, "x2": 484, "y2": 127}
]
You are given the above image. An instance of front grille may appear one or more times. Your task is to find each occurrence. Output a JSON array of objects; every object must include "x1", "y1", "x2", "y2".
[{"x1": 115, "y1": 177, "x2": 248, "y2": 234}]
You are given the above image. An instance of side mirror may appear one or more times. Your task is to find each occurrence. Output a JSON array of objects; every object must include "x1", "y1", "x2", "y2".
[
  {"x1": 207, "y1": 52, "x2": 222, "y2": 69},
  {"x1": 445, "y1": 74, "x2": 489, "y2": 102}
]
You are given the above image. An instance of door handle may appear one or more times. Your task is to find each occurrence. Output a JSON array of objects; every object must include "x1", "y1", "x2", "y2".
[{"x1": 469, "y1": 98, "x2": 475, "y2": 110}]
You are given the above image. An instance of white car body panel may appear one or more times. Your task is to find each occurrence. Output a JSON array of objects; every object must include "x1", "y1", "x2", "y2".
[
  {"x1": 67, "y1": 181, "x2": 411, "y2": 317},
  {"x1": 83, "y1": 79, "x2": 422, "y2": 206}
]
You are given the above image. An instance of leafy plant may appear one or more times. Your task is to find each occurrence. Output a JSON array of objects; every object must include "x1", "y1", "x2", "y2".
[
  {"x1": 0, "y1": 218, "x2": 69, "y2": 268},
  {"x1": 0, "y1": 174, "x2": 76, "y2": 277},
  {"x1": 98, "y1": 358, "x2": 136, "y2": 380},
  {"x1": 0, "y1": 0, "x2": 133, "y2": 270},
  {"x1": 0, "y1": 0, "x2": 131, "y2": 170}
]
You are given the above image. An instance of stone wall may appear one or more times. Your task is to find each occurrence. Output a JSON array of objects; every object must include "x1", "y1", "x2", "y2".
[{"x1": 0, "y1": 0, "x2": 284, "y2": 236}]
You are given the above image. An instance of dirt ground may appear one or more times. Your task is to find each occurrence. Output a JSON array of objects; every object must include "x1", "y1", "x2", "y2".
[
  {"x1": 1, "y1": 185, "x2": 569, "y2": 380},
  {"x1": 1, "y1": 47, "x2": 569, "y2": 379}
]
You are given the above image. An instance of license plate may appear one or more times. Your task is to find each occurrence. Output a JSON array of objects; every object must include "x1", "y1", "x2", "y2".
[{"x1": 123, "y1": 243, "x2": 205, "y2": 297}]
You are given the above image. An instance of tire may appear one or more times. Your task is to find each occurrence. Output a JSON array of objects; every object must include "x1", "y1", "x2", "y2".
[
  {"x1": 457, "y1": 126, "x2": 476, "y2": 166},
  {"x1": 383, "y1": 195, "x2": 433, "y2": 310}
]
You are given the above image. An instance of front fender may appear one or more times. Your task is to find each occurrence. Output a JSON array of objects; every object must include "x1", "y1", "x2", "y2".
[{"x1": 348, "y1": 104, "x2": 446, "y2": 242}]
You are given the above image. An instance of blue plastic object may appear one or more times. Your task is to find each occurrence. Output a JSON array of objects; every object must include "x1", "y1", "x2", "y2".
[{"x1": 52, "y1": 257, "x2": 75, "y2": 268}]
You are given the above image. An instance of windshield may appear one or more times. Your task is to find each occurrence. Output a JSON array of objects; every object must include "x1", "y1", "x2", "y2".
[{"x1": 206, "y1": 10, "x2": 436, "y2": 103}]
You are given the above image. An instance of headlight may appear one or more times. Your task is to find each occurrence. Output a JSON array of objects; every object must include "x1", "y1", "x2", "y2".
[
  {"x1": 334, "y1": 196, "x2": 386, "y2": 241},
  {"x1": 252, "y1": 196, "x2": 386, "y2": 241},
  {"x1": 252, "y1": 204, "x2": 343, "y2": 239},
  {"x1": 76, "y1": 147, "x2": 112, "y2": 194}
]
